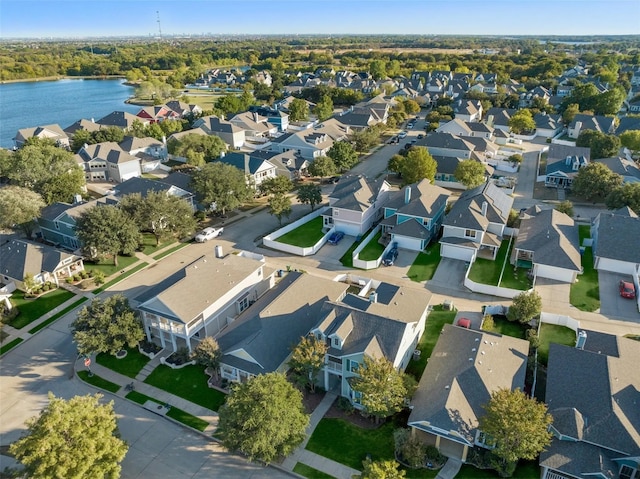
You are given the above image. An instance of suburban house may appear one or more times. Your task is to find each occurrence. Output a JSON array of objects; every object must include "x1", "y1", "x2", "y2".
[
  {"x1": 96, "y1": 111, "x2": 146, "y2": 131},
  {"x1": 540, "y1": 334, "x2": 640, "y2": 479},
  {"x1": 591, "y1": 208, "x2": 640, "y2": 275},
  {"x1": 0, "y1": 239, "x2": 84, "y2": 290},
  {"x1": 595, "y1": 156, "x2": 640, "y2": 184},
  {"x1": 436, "y1": 119, "x2": 495, "y2": 140},
  {"x1": 252, "y1": 149, "x2": 310, "y2": 180},
  {"x1": 248, "y1": 106, "x2": 289, "y2": 132},
  {"x1": 484, "y1": 108, "x2": 515, "y2": 132},
  {"x1": 452, "y1": 99, "x2": 482, "y2": 122},
  {"x1": 440, "y1": 181, "x2": 514, "y2": 262},
  {"x1": 432, "y1": 155, "x2": 493, "y2": 190},
  {"x1": 568, "y1": 114, "x2": 616, "y2": 139},
  {"x1": 519, "y1": 85, "x2": 552, "y2": 108},
  {"x1": 229, "y1": 111, "x2": 278, "y2": 139},
  {"x1": 314, "y1": 280, "x2": 431, "y2": 407},
  {"x1": 323, "y1": 175, "x2": 391, "y2": 236},
  {"x1": 408, "y1": 324, "x2": 529, "y2": 462},
  {"x1": 380, "y1": 180, "x2": 451, "y2": 251},
  {"x1": 64, "y1": 119, "x2": 103, "y2": 138},
  {"x1": 14, "y1": 124, "x2": 69, "y2": 148},
  {"x1": 38, "y1": 196, "x2": 118, "y2": 250},
  {"x1": 616, "y1": 116, "x2": 640, "y2": 136},
  {"x1": 113, "y1": 177, "x2": 196, "y2": 211},
  {"x1": 76, "y1": 142, "x2": 142, "y2": 183},
  {"x1": 134, "y1": 250, "x2": 273, "y2": 352},
  {"x1": 119, "y1": 136, "x2": 167, "y2": 161},
  {"x1": 164, "y1": 100, "x2": 203, "y2": 118},
  {"x1": 216, "y1": 272, "x2": 349, "y2": 384},
  {"x1": 191, "y1": 116, "x2": 245, "y2": 149},
  {"x1": 270, "y1": 129, "x2": 335, "y2": 160},
  {"x1": 219, "y1": 152, "x2": 278, "y2": 190},
  {"x1": 423, "y1": 132, "x2": 475, "y2": 159},
  {"x1": 511, "y1": 208, "x2": 581, "y2": 283},
  {"x1": 545, "y1": 144, "x2": 592, "y2": 189},
  {"x1": 136, "y1": 105, "x2": 180, "y2": 123},
  {"x1": 534, "y1": 113, "x2": 563, "y2": 138}
]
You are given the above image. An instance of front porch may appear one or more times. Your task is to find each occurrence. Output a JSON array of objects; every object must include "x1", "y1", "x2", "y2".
[{"x1": 54, "y1": 259, "x2": 85, "y2": 285}]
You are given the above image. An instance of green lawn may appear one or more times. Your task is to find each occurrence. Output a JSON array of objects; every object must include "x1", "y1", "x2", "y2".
[
  {"x1": 570, "y1": 246, "x2": 600, "y2": 312},
  {"x1": 9, "y1": 289, "x2": 75, "y2": 330},
  {"x1": 276, "y1": 217, "x2": 325, "y2": 247},
  {"x1": 166, "y1": 407, "x2": 209, "y2": 432},
  {"x1": 482, "y1": 315, "x2": 528, "y2": 340},
  {"x1": 407, "y1": 243, "x2": 441, "y2": 282},
  {"x1": 93, "y1": 262, "x2": 149, "y2": 294},
  {"x1": 77, "y1": 370, "x2": 121, "y2": 393},
  {"x1": 306, "y1": 419, "x2": 395, "y2": 470},
  {"x1": 96, "y1": 347, "x2": 150, "y2": 378},
  {"x1": 538, "y1": 323, "x2": 576, "y2": 366},
  {"x1": 468, "y1": 241, "x2": 531, "y2": 291},
  {"x1": 405, "y1": 305, "x2": 457, "y2": 380},
  {"x1": 0, "y1": 338, "x2": 23, "y2": 355},
  {"x1": 126, "y1": 390, "x2": 158, "y2": 405},
  {"x1": 144, "y1": 364, "x2": 226, "y2": 411},
  {"x1": 28, "y1": 297, "x2": 89, "y2": 334},
  {"x1": 457, "y1": 461, "x2": 539, "y2": 478},
  {"x1": 293, "y1": 463, "x2": 336, "y2": 479},
  {"x1": 152, "y1": 242, "x2": 189, "y2": 260},
  {"x1": 140, "y1": 232, "x2": 174, "y2": 256},
  {"x1": 358, "y1": 232, "x2": 384, "y2": 261},
  {"x1": 85, "y1": 255, "x2": 139, "y2": 277}
]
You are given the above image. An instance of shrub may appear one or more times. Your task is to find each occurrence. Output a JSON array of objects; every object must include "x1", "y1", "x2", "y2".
[
  {"x1": 336, "y1": 396, "x2": 355, "y2": 414},
  {"x1": 92, "y1": 270, "x2": 106, "y2": 286},
  {"x1": 167, "y1": 347, "x2": 191, "y2": 365},
  {"x1": 526, "y1": 329, "x2": 540, "y2": 349},
  {"x1": 394, "y1": 428, "x2": 427, "y2": 469},
  {"x1": 425, "y1": 445, "x2": 446, "y2": 467},
  {"x1": 66, "y1": 277, "x2": 74, "y2": 284},
  {"x1": 42, "y1": 283, "x2": 51, "y2": 291},
  {"x1": 482, "y1": 314, "x2": 495, "y2": 331}
]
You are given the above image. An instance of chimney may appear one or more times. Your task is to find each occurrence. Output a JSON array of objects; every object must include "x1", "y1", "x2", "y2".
[
  {"x1": 486, "y1": 115, "x2": 494, "y2": 127},
  {"x1": 215, "y1": 245, "x2": 224, "y2": 258},
  {"x1": 369, "y1": 292, "x2": 378, "y2": 303},
  {"x1": 576, "y1": 330, "x2": 587, "y2": 350},
  {"x1": 574, "y1": 121, "x2": 582, "y2": 136},
  {"x1": 162, "y1": 135, "x2": 166, "y2": 144},
  {"x1": 73, "y1": 194, "x2": 83, "y2": 204},
  {"x1": 404, "y1": 186, "x2": 412, "y2": 204},
  {"x1": 481, "y1": 201, "x2": 488, "y2": 217}
]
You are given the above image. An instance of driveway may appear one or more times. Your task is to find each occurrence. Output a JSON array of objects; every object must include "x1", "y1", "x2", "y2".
[
  {"x1": 429, "y1": 258, "x2": 468, "y2": 290},
  {"x1": 598, "y1": 271, "x2": 640, "y2": 321},
  {"x1": 534, "y1": 277, "x2": 571, "y2": 313}
]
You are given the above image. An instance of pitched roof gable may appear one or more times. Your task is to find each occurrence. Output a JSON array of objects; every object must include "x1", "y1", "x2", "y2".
[{"x1": 444, "y1": 181, "x2": 514, "y2": 230}]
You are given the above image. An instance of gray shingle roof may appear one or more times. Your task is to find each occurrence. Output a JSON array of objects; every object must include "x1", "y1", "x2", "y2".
[
  {"x1": 330, "y1": 175, "x2": 384, "y2": 212},
  {"x1": 593, "y1": 212, "x2": 640, "y2": 264},
  {"x1": 384, "y1": 180, "x2": 450, "y2": 220},
  {"x1": 159, "y1": 172, "x2": 194, "y2": 193},
  {"x1": 425, "y1": 132, "x2": 475, "y2": 152},
  {"x1": 595, "y1": 157, "x2": 640, "y2": 181},
  {"x1": 96, "y1": 111, "x2": 139, "y2": 129},
  {"x1": 408, "y1": 324, "x2": 528, "y2": 443},
  {"x1": 547, "y1": 144, "x2": 591, "y2": 162},
  {"x1": 0, "y1": 240, "x2": 79, "y2": 281},
  {"x1": 443, "y1": 181, "x2": 514, "y2": 230},
  {"x1": 515, "y1": 209, "x2": 581, "y2": 271},
  {"x1": 113, "y1": 177, "x2": 172, "y2": 198}
]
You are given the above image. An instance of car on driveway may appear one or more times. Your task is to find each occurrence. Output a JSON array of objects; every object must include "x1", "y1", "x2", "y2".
[
  {"x1": 619, "y1": 280, "x2": 636, "y2": 299},
  {"x1": 382, "y1": 243, "x2": 399, "y2": 266},
  {"x1": 195, "y1": 227, "x2": 223, "y2": 242},
  {"x1": 398, "y1": 131, "x2": 407, "y2": 139},
  {"x1": 327, "y1": 231, "x2": 345, "y2": 245},
  {"x1": 457, "y1": 317, "x2": 471, "y2": 329}
]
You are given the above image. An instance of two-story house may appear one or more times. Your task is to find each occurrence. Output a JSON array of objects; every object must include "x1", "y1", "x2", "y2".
[
  {"x1": 380, "y1": 180, "x2": 451, "y2": 251},
  {"x1": 76, "y1": 142, "x2": 142, "y2": 183},
  {"x1": 113, "y1": 177, "x2": 196, "y2": 211},
  {"x1": 191, "y1": 116, "x2": 245, "y2": 149},
  {"x1": 134, "y1": 250, "x2": 273, "y2": 353},
  {"x1": 545, "y1": 144, "x2": 592, "y2": 189},
  {"x1": 96, "y1": 111, "x2": 147, "y2": 131},
  {"x1": 135, "y1": 105, "x2": 180, "y2": 123},
  {"x1": 423, "y1": 132, "x2": 476, "y2": 159},
  {"x1": 452, "y1": 99, "x2": 483, "y2": 122},
  {"x1": 436, "y1": 119, "x2": 495, "y2": 140},
  {"x1": 219, "y1": 152, "x2": 278, "y2": 191},
  {"x1": 568, "y1": 114, "x2": 616, "y2": 140},
  {"x1": 323, "y1": 175, "x2": 391, "y2": 236},
  {"x1": 14, "y1": 124, "x2": 70, "y2": 149},
  {"x1": 591, "y1": 208, "x2": 640, "y2": 275},
  {"x1": 229, "y1": 111, "x2": 278, "y2": 139},
  {"x1": 440, "y1": 181, "x2": 514, "y2": 262},
  {"x1": 270, "y1": 130, "x2": 335, "y2": 160}
]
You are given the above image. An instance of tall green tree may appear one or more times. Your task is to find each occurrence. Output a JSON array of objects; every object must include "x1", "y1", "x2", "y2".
[
  {"x1": 288, "y1": 98, "x2": 310, "y2": 121},
  {"x1": 387, "y1": 154, "x2": 405, "y2": 175},
  {"x1": 0, "y1": 186, "x2": 46, "y2": 238},
  {"x1": 400, "y1": 147, "x2": 437, "y2": 186},
  {"x1": 571, "y1": 162, "x2": 623, "y2": 200},
  {"x1": 289, "y1": 335, "x2": 327, "y2": 393},
  {"x1": 454, "y1": 159, "x2": 487, "y2": 188},
  {"x1": 75, "y1": 205, "x2": 140, "y2": 266},
  {"x1": 191, "y1": 162, "x2": 252, "y2": 215},
  {"x1": 191, "y1": 336, "x2": 222, "y2": 377},
  {"x1": 314, "y1": 95, "x2": 334, "y2": 121},
  {"x1": 575, "y1": 130, "x2": 621, "y2": 159},
  {"x1": 619, "y1": 130, "x2": 640, "y2": 153},
  {"x1": 168, "y1": 133, "x2": 226, "y2": 163},
  {"x1": 327, "y1": 140, "x2": 359, "y2": 171},
  {"x1": 71, "y1": 295, "x2": 144, "y2": 356},
  {"x1": 296, "y1": 183, "x2": 322, "y2": 211},
  {"x1": 357, "y1": 458, "x2": 406, "y2": 479},
  {"x1": 508, "y1": 109, "x2": 535, "y2": 134},
  {"x1": 118, "y1": 192, "x2": 196, "y2": 245},
  {"x1": 260, "y1": 175, "x2": 293, "y2": 195},
  {"x1": 308, "y1": 156, "x2": 337, "y2": 179},
  {"x1": 9, "y1": 393, "x2": 128, "y2": 479},
  {"x1": 218, "y1": 373, "x2": 309, "y2": 464},
  {"x1": 507, "y1": 291, "x2": 542, "y2": 324},
  {"x1": 268, "y1": 192, "x2": 292, "y2": 226},
  {"x1": 351, "y1": 356, "x2": 416, "y2": 423},
  {"x1": 562, "y1": 103, "x2": 580, "y2": 125},
  {"x1": 606, "y1": 183, "x2": 640, "y2": 214},
  {"x1": 555, "y1": 200, "x2": 574, "y2": 217},
  {"x1": 351, "y1": 127, "x2": 380, "y2": 153},
  {"x1": 479, "y1": 389, "x2": 553, "y2": 474}
]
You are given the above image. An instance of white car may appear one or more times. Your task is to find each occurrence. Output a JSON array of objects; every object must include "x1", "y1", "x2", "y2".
[
  {"x1": 195, "y1": 227, "x2": 223, "y2": 242},
  {"x1": 398, "y1": 131, "x2": 408, "y2": 139}
]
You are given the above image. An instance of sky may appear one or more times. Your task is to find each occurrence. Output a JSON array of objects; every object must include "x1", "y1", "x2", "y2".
[{"x1": 1, "y1": 0, "x2": 639, "y2": 38}]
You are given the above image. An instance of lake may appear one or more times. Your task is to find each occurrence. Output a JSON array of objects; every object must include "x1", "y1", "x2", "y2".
[{"x1": 0, "y1": 79, "x2": 138, "y2": 148}]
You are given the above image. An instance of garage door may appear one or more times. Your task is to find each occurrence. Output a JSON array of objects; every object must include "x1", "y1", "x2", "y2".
[
  {"x1": 441, "y1": 244, "x2": 475, "y2": 262},
  {"x1": 536, "y1": 264, "x2": 576, "y2": 283}
]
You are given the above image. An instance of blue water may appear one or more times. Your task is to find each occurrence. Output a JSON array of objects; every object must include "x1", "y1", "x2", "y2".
[{"x1": 0, "y1": 79, "x2": 138, "y2": 148}]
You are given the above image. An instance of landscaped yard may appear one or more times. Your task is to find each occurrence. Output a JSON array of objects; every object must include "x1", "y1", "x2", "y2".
[
  {"x1": 93, "y1": 262, "x2": 149, "y2": 294},
  {"x1": 482, "y1": 315, "x2": 528, "y2": 340},
  {"x1": 144, "y1": 364, "x2": 226, "y2": 411},
  {"x1": 77, "y1": 370, "x2": 121, "y2": 393},
  {"x1": 405, "y1": 305, "x2": 457, "y2": 380},
  {"x1": 28, "y1": 297, "x2": 89, "y2": 334},
  {"x1": 85, "y1": 254, "x2": 139, "y2": 277},
  {"x1": 358, "y1": 232, "x2": 384, "y2": 261},
  {"x1": 125, "y1": 390, "x2": 208, "y2": 431},
  {"x1": 96, "y1": 347, "x2": 150, "y2": 378},
  {"x1": 468, "y1": 241, "x2": 531, "y2": 291},
  {"x1": 407, "y1": 242, "x2": 441, "y2": 282},
  {"x1": 275, "y1": 216, "x2": 325, "y2": 248},
  {"x1": 340, "y1": 230, "x2": 373, "y2": 268},
  {"x1": 140, "y1": 232, "x2": 174, "y2": 256},
  {"x1": 538, "y1": 323, "x2": 576, "y2": 365},
  {"x1": 570, "y1": 226, "x2": 599, "y2": 312},
  {"x1": 293, "y1": 463, "x2": 336, "y2": 479},
  {"x1": 9, "y1": 289, "x2": 75, "y2": 329}
]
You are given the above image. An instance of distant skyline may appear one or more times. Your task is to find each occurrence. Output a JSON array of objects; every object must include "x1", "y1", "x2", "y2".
[{"x1": 1, "y1": 0, "x2": 639, "y2": 39}]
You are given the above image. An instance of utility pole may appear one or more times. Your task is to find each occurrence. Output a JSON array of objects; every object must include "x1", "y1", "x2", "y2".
[{"x1": 156, "y1": 11, "x2": 162, "y2": 41}]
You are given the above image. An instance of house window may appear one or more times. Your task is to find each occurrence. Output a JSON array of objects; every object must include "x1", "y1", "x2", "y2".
[
  {"x1": 237, "y1": 294, "x2": 249, "y2": 313},
  {"x1": 464, "y1": 229, "x2": 477, "y2": 238},
  {"x1": 349, "y1": 360, "x2": 359, "y2": 373},
  {"x1": 54, "y1": 221, "x2": 59, "y2": 230},
  {"x1": 333, "y1": 338, "x2": 340, "y2": 347},
  {"x1": 620, "y1": 466, "x2": 638, "y2": 479},
  {"x1": 351, "y1": 389, "x2": 362, "y2": 405}
]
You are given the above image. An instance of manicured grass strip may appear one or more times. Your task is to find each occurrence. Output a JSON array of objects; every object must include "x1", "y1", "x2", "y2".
[
  {"x1": 153, "y1": 243, "x2": 189, "y2": 260},
  {"x1": 94, "y1": 262, "x2": 149, "y2": 293},
  {"x1": 9, "y1": 289, "x2": 75, "y2": 330},
  {"x1": 144, "y1": 364, "x2": 227, "y2": 411},
  {"x1": 166, "y1": 407, "x2": 209, "y2": 432},
  {"x1": 578, "y1": 224, "x2": 590, "y2": 244},
  {"x1": 275, "y1": 217, "x2": 325, "y2": 248},
  {"x1": 570, "y1": 246, "x2": 599, "y2": 312},
  {"x1": 0, "y1": 338, "x2": 23, "y2": 355},
  {"x1": 482, "y1": 315, "x2": 528, "y2": 340},
  {"x1": 468, "y1": 241, "x2": 531, "y2": 291},
  {"x1": 306, "y1": 419, "x2": 395, "y2": 470},
  {"x1": 340, "y1": 231, "x2": 372, "y2": 268},
  {"x1": 140, "y1": 233, "x2": 174, "y2": 256},
  {"x1": 538, "y1": 323, "x2": 576, "y2": 366},
  {"x1": 293, "y1": 463, "x2": 336, "y2": 479},
  {"x1": 96, "y1": 347, "x2": 150, "y2": 378},
  {"x1": 126, "y1": 390, "x2": 159, "y2": 405},
  {"x1": 28, "y1": 297, "x2": 88, "y2": 334},
  {"x1": 85, "y1": 255, "x2": 139, "y2": 277},
  {"x1": 77, "y1": 370, "x2": 121, "y2": 393},
  {"x1": 407, "y1": 243, "x2": 441, "y2": 282},
  {"x1": 358, "y1": 232, "x2": 384, "y2": 261},
  {"x1": 405, "y1": 305, "x2": 457, "y2": 380}
]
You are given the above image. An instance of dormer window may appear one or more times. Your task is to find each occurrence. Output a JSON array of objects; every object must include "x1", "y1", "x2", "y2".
[{"x1": 333, "y1": 337, "x2": 340, "y2": 347}]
